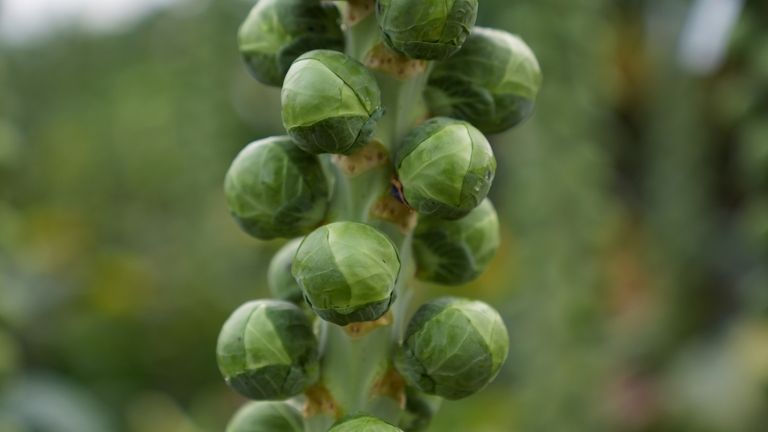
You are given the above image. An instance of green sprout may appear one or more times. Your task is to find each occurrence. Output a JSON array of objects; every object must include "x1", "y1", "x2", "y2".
[
  {"x1": 425, "y1": 27, "x2": 543, "y2": 133},
  {"x1": 268, "y1": 238, "x2": 304, "y2": 304},
  {"x1": 395, "y1": 297, "x2": 509, "y2": 400},
  {"x1": 292, "y1": 222, "x2": 400, "y2": 326},
  {"x1": 219, "y1": 1, "x2": 540, "y2": 429},
  {"x1": 282, "y1": 50, "x2": 383, "y2": 155},
  {"x1": 328, "y1": 415, "x2": 403, "y2": 432},
  {"x1": 412, "y1": 199, "x2": 500, "y2": 285},
  {"x1": 238, "y1": 0, "x2": 345, "y2": 87},
  {"x1": 226, "y1": 401, "x2": 305, "y2": 432},
  {"x1": 216, "y1": 300, "x2": 319, "y2": 400},
  {"x1": 224, "y1": 136, "x2": 329, "y2": 240},
  {"x1": 377, "y1": 0, "x2": 478, "y2": 60},
  {"x1": 395, "y1": 117, "x2": 496, "y2": 220}
]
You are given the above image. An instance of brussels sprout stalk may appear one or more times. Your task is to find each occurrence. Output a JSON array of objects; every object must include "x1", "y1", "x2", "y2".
[
  {"x1": 220, "y1": 1, "x2": 537, "y2": 429},
  {"x1": 298, "y1": 12, "x2": 430, "y2": 431}
]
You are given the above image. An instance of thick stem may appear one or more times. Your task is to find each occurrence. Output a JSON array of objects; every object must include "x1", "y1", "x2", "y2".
[
  {"x1": 304, "y1": 4, "x2": 431, "y2": 430},
  {"x1": 374, "y1": 72, "x2": 430, "y2": 153},
  {"x1": 320, "y1": 323, "x2": 393, "y2": 412}
]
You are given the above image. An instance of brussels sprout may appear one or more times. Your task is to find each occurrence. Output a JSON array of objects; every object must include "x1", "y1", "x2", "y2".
[
  {"x1": 412, "y1": 199, "x2": 499, "y2": 285},
  {"x1": 329, "y1": 415, "x2": 403, "y2": 432},
  {"x1": 224, "y1": 136, "x2": 329, "y2": 240},
  {"x1": 238, "y1": 0, "x2": 344, "y2": 87},
  {"x1": 395, "y1": 297, "x2": 509, "y2": 400},
  {"x1": 282, "y1": 50, "x2": 383, "y2": 155},
  {"x1": 395, "y1": 117, "x2": 496, "y2": 220},
  {"x1": 425, "y1": 27, "x2": 542, "y2": 133},
  {"x1": 268, "y1": 239, "x2": 304, "y2": 304},
  {"x1": 226, "y1": 401, "x2": 304, "y2": 432},
  {"x1": 376, "y1": 0, "x2": 478, "y2": 60},
  {"x1": 292, "y1": 222, "x2": 400, "y2": 326},
  {"x1": 217, "y1": 300, "x2": 319, "y2": 400}
]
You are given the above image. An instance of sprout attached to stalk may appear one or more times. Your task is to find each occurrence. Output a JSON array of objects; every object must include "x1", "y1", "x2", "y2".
[
  {"x1": 238, "y1": 0, "x2": 344, "y2": 87},
  {"x1": 268, "y1": 238, "x2": 304, "y2": 304},
  {"x1": 226, "y1": 401, "x2": 305, "y2": 432},
  {"x1": 395, "y1": 117, "x2": 496, "y2": 220},
  {"x1": 376, "y1": 0, "x2": 478, "y2": 60},
  {"x1": 217, "y1": 300, "x2": 319, "y2": 400},
  {"x1": 282, "y1": 50, "x2": 383, "y2": 155},
  {"x1": 292, "y1": 222, "x2": 400, "y2": 326},
  {"x1": 329, "y1": 415, "x2": 404, "y2": 432},
  {"x1": 412, "y1": 199, "x2": 500, "y2": 285},
  {"x1": 425, "y1": 27, "x2": 542, "y2": 133},
  {"x1": 224, "y1": 136, "x2": 329, "y2": 240},
  {"x1": 395, "y1": 297, "x2": 509, "y2": 400}
]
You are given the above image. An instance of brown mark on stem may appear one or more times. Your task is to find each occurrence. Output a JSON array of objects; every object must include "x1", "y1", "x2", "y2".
[
  {"x1": 331, "y1": 140, "x2": 388, "y2": 177},
  {"x1": 343, "y1": 311, "x2": 393, "y2": 338},
  {"x1": 304, "y1": 384, "x2": 342, "y2": 419},
  {"x1": 371, "y1": 190, "x2": 418, "y2": 233},
  {"x1": 343, "y1": 0, "x2": 376, "y2": 26},
  {"x1": 366, "y1": 43, "x2": 428, "y2": 80},
  {"x1": 371, "y1": 367, "x2": 407, "y2": 409}
]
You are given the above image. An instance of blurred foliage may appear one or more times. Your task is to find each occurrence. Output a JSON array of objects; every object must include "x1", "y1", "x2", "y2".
[{"x1": 1, "y1": 0, "x2": 767, "y2": 431}]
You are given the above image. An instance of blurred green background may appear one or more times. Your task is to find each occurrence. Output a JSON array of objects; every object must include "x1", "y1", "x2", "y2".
[{"x1": 1, "y1": 0, "x2": 767, "y2": 431}]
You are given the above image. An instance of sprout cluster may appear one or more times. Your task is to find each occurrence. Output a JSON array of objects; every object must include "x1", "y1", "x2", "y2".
[
  {"x1": 282, "y1": 50, "x2": 383, "y2": 155},
  {"x1": 226, "y1": 401, "x2": 305, "y2": 432},
  {"x1": 328, "y1": 416, "x2": 403, "y2": 432},
  {"x1": 395, "y1": 117, "x2": 496, "y2": 220},
  {"x1": 425, "y1": 27, "x2": 543, "y2": 133},
  {"x1": 238, "y1": 0, "x2": 344, "y2": 87},
  {"x1": 395, "y1": 297, "x2": 509, "y2": 400},
  {"x1": 218, "y1": 1, "x2": 541, "y2": 430},
  {"x1": 292, "y1": 222, "x2": 400, "y2": 326},
  {"x1": 216, "y1": 300, "x2": 318, "y2": 400},
  {"x1": 377, "y1": 0, "x2": 478, "y2": 60}
]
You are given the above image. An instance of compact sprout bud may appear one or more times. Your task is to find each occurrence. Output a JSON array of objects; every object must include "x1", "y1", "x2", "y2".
[
  {"x1": 395, "y1": 117, "x2": 496, "y2": 220},
  {"x1": 217, "y1": 300, "x2": 319, "y2": 400},
  {"x1": 226, "y1": 401, "x2": 305, "y2": 432},
  {"x1": 238, "y1": 0, "x2": 344, "y2": 87},
  {"x1": 292, "y1": 222, "x2": 400, "y2": 326},
  {"x1": 425, "y1": 27, "x2": 543, "y2": 133},
  {"x1": 268, "y1": 238, "x2": 304, "y2": 304},
  {"x1": 395, "y1": 297, "x2": 509, "y2": 400},
  {"x1": 328, "y1": 415, "x2": 403, "y2": 432},
  {"x1": 282, "y1": 50, "x2": 383, "y2": 155},
  {"x1": 224, "y1": 136, "x2": 329, "y2": 240},
  {"x1": 376, "y1": 0, "x2": 478, "y2": 60},
  {"x1": 412, "y1": 199, "x2": 500, "y2": 285}
]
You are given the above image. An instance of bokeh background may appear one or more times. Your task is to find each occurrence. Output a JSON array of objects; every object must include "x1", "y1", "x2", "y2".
[{"x1": 1, "y1": 0, "x2": 767, "y2": 431}]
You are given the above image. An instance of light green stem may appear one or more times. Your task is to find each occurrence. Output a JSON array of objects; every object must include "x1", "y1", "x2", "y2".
[{"x1": 304, "y1": 4, "x2": 430, "y2": 431}]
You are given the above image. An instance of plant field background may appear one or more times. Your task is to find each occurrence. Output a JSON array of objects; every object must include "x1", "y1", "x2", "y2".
[{"x1": 1, "y1": 0, "x2": 767, "y2": 431}]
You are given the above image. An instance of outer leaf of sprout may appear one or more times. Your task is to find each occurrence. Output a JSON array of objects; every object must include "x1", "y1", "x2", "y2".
[
  {"x1": 292, "y1": 222, "x2": 400, "y2": 326},
  {"x1": 395, "y1": 297, "x2": 509, "y2": 400},
  {"x1": 238, "y1": 0, "x2": 344, "y2": 87},
  {"x1": 282, "y1": 50, "x2": 383, "y2": 155},
  {"x1": 376, "y1": 0, "x2": 478, "y2": 60},
  {"x1": 224, "y1": 136, "x2": 329, "y2": 240},
  {"x1": 395, "y1": 117, "x2": 495, "y2": 220},
  {"x1": 226, "y1": 401, "x2": 305, "y2": 432},
  {"x1": 412, "y1": 199, "x2": 500, "y2": 285},
  {"x1": 329, "y1": 415, "x2": 404, "y2": 432},
  {"x1": 268, "y1": 238, "x2": 304, "y2": 304},
  {"x1": 425, "y1": 27, "x2": 543, "y2": 133},
  {"x1": 217, "y1": 300, "x2": 319, "y2": 400}
]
